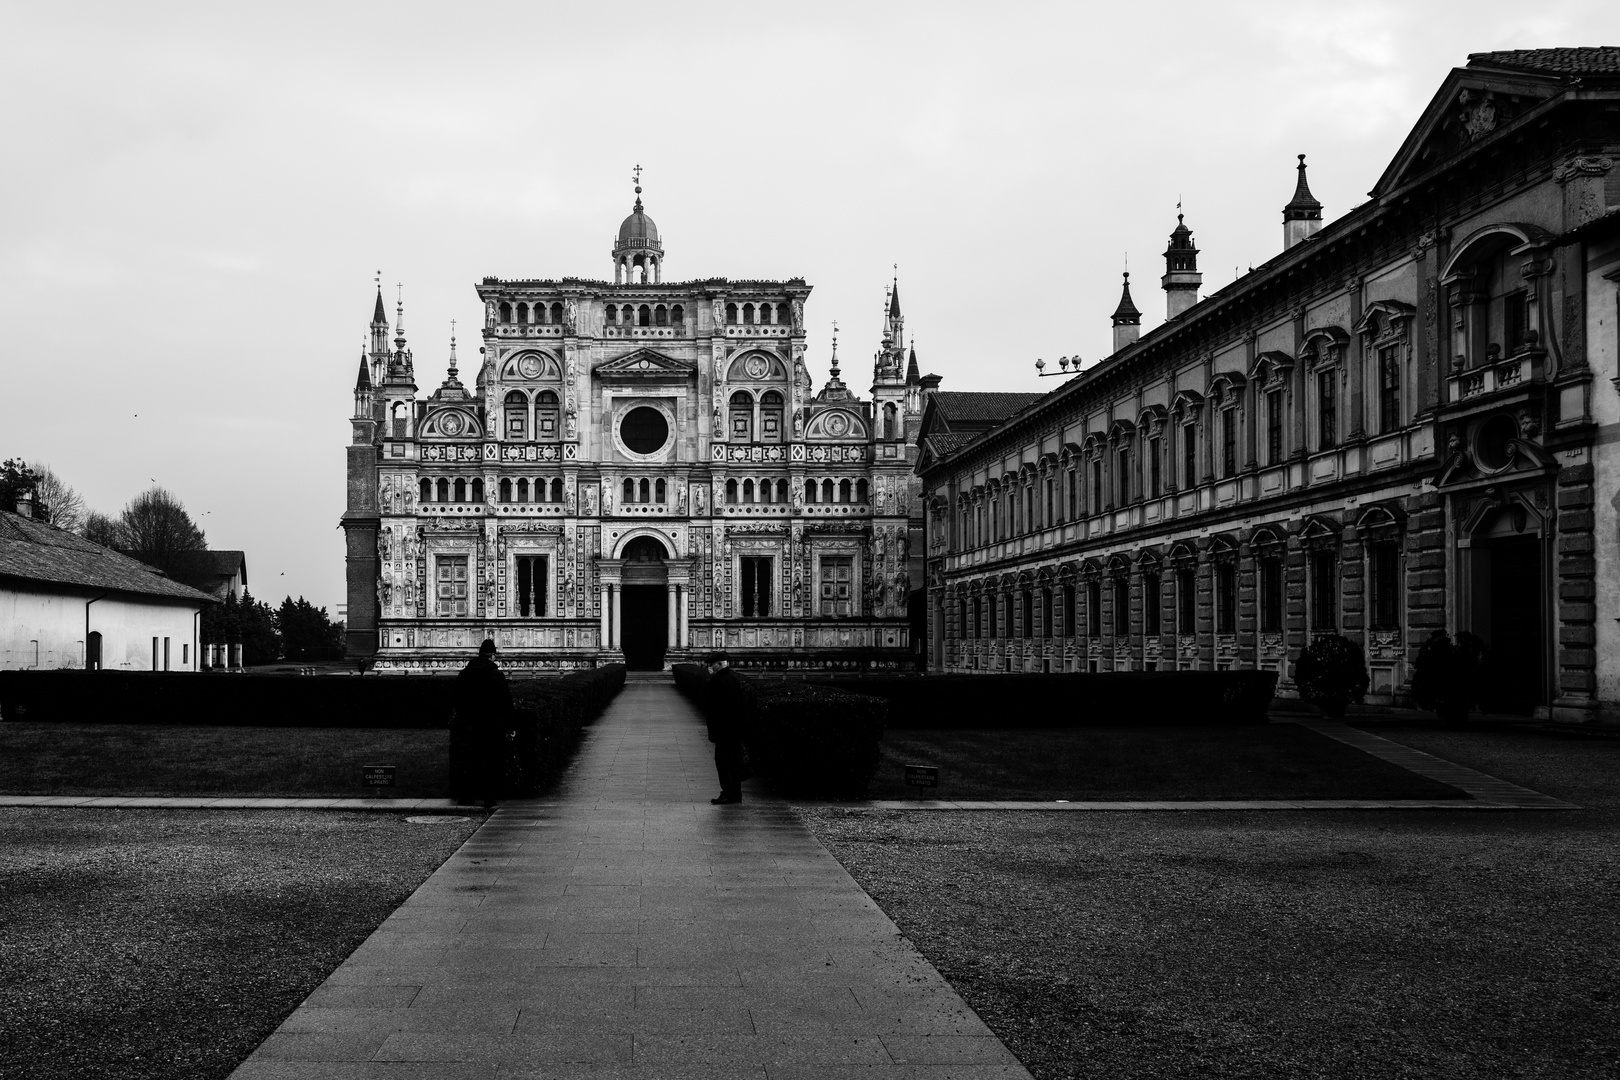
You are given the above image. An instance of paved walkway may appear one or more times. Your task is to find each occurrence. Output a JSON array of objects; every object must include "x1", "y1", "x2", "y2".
[{"x1": 229, "y1": 678, "x2": 1033, "y2": 1080}]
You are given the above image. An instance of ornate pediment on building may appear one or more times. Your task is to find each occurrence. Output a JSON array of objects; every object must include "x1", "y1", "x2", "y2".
[
  {"x1": 1371, "y1": 69, "x2": 1558, "y2": 198},
  {"x1": 500, "y1": 350, "x2": 563, "y2": 382},
  {"x1": 1432, "y1": 409, "x2": 1559, "y2": 489},
  {"x1": 419, "y1": 407, "x2": 481, "y2": 439},
  {"x1": 804, "y1": 408, "x2": 867, "y2": 441},
  {"x1": 593, "y1": 348, "x2": 695, "y2": 380}
]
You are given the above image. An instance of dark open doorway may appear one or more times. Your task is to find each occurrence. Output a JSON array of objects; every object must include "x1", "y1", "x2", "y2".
[
  {"x1": 1487, "y1": 535, "x2": 1544, "y2": 714},
  {"x1": 621, "y1": 586, "x2": 667, "y2": 670}
]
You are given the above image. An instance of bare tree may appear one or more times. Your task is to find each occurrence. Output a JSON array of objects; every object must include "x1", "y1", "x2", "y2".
[
  {"x1": 81, "y1": 511, "x2": 125, "y2": 549},
  {"x1": 31, "y1": 465, "x2": 85, "y2": 533},
  {"x1": 119, "y1": 486, "x2": 207, "y2": 576}
]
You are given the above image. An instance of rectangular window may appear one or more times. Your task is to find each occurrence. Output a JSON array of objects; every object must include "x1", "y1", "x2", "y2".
[
  {"x1": 1149, "y1": 437, "x2": 1161, "y2": 498},
  {"x1": 437, "y1": 555, "x2": 470, "y2": 617},
  {"x1": 1183, "y1": 423, "x2": 1198, "y2": 487},
  {"x1": 163, "y1": 637, "x2": 171, "y2": 672},
  {"x1": 741, "y1": 556, "x2": 772, "y2": 617},
  {"x1": 1310, "y1": 552, "x2": 1337, "y2": 632},
  {"x1": 1086, "y1": 581, "x2": 1102, "y2": 637},
  {"x1": 1369, "y1": 542, "x2": 1400, "y2": 631},
  {"x1": 1091, "y1": 460, "x2": 1103, "y2": 512},
  {"x1": 1267, "y1": 391, "x2": 1284, "y2": 465},
  {"x1": 1221, "y1": 409, "x2": 1237, "y2": 477},
  {"x1": 1176, "y1": 567, "x2": 1196, "y2": 634},
  {"x1": 1063, "y1": 584, "x2": 1076, "y2": 636},
  {"x1": 1067, "y1": 470, "x2": 1077, "y2": 521},
  {"x1": 1318, "y1": 371, "x2": 1337, "y2": 450},
  {"x1": 1144, "y1": 572, "x2": 1161, "y2": 635},
  {"x1": 1260, "y1": 556, "x2": 1283, "y2": 633},
  {"x1": 1378, "y1": 347, "x2": 1401, "y2": 434},
  {"x1": 1045, "y1": 479, "x2": 1054, "y2": 526},
  {"x1": 1042, "y1": 589, "x2": 1054, "y2": 638},
  {"x1": 182, "y1": 643, "x2": 188, "y2": 666},
  {"x1": 1216, "y1": 563, "x2": 1236, "y2": 633},
  {"x1": 988, "y1": 595, "x2": 998, "y2": 639},
  {"x1": 818, "y1": 556, "x2": 853, "y2": 617},
  {"x1": 152, "y1": 637, "x2": 159, "y2": 671},
  {"x1": 1020, "y1": 591, "x2": 1033, "y2": 639},
  {"x1": 1504, "y1": 291, "x2": 1528, "y2": 352},
  {"x1": 1117, "y1": 447, "x2": 1131, "y2": 504},
  {"x1": 1112, "y1": 577, "x2": 1130, "y2": 637},
  {"x1": 514, "y1": 555, "x2": 548, "y2": 617}
]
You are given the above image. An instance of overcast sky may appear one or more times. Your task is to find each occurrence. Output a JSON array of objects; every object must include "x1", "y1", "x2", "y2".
[{"x1": 3, "y1": 1, "x2": 1614, "y2": 614}]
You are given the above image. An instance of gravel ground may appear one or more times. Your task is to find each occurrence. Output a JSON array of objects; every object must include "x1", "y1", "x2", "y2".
[
  {"x1": 0, "y1": 808, "x2": 483, "y2": 1080},
  {"x1": 800, "y1": 729, "x2": 1620, "y2": 1080}
]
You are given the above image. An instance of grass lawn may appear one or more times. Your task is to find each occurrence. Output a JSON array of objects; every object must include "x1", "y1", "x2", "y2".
[
  {"x1": 0, "y1": 724, "x2": 450, "y2": 798},
  {"x1": 0, "y1": 807, "x2": 483, "y2": 1080},
  {"x1": 801, "y1": 727, "x2": 1620, "y2": 1080},
  {"x1": 871, "y1": 723, "x2": 1468, "y2": 801}
]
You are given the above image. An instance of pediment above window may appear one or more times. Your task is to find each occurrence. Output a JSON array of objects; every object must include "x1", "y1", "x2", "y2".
[{"x1": 594, "y1": 348, "x2": 695, "y2": 380}]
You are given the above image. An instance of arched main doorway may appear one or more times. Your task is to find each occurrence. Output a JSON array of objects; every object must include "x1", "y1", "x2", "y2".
[{"x1": 620, "y1": 535, "x2": 668, "y2": 670}]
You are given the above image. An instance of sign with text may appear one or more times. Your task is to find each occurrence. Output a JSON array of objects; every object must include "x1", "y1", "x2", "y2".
[
  {"x1": 903, "y1": 765, "x2": 940, "y2": 790},
  {"x1": 362, "y1": 765, "x2": 396, "y2": 788}
]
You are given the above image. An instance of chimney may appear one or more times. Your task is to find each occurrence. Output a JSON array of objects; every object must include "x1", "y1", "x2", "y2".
[
  {"x1": 1110, "y1": 271, "x2": 1142, "y2": 352},
  {"x1": 14, "y1": 489, "x2": 34, "y2": 518},
  {"x1": 1162, "y1": 214, "x2": 1202, "y2": 320},
  {"x1": 1283, "y1": 154, "x2": 1323, "y2": 251}
]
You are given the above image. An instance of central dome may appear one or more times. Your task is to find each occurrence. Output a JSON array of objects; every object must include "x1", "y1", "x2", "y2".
[{"x1": 618, "y1": 198, "x2": 659, "y2": 246}]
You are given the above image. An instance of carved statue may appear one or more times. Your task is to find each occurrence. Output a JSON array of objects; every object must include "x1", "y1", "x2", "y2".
[
  {"x1": 793, "y1": 408, "x2": 804, "y2": 438},
  {"x1": 564, "y1": 299, "x2": 578, "y2": 334},
  {"x1": 791, "y1": 298, "x2": 804, "y2": 332},
  {"x1": 602, "y1": 483, "x2": 614, "y2": 515},
  {"x1": 485, "y1": 300, "x2": 496, "y2": 327},
  {"x1": 694, "y1": 484, "x2": 708, "y2": 515},
  {"x1": 583, "y1": 484, "x2": 598, "y2": 516},
  {"x1": 711, "y1": 298, "x2": 725, "y2": 328}
]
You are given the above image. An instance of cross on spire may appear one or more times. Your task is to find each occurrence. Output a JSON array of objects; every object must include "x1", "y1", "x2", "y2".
[{"x1": 632, "y1": 163, "x2": 643, "y2": 193}]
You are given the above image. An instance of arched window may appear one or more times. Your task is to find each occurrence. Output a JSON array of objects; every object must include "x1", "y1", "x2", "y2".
[
  {"x1": 822, "y1": 479, "x2": 834, "y2": 502},
  {"x1": 453, "y1": 478, "x2": 467, "y2": 502},
  {"x1": 604, "y1": 304, "x2": 617, "y2": 326},
  {"x1": 729, "y1": 390, "x2": 753, "y2": 442},
  {"x1": 672, "y1": 305, "x2": 684, "y2": 326},
  {"x1": 856, "y1": 479, "x2": 869, "y2": 503},
  {"x1": 777, "y1": 303, "x2": 790, "y2": 325},
  {"x1": 392, "y1": 402, "x2": 409, "y2": 438},
  {"x1": 550, "y1": 478, "x2": 563, "y2": 502},
  {"x1": 760, "y1": 391, "x2": 784, "y2": 442},
  {"x1": 805, "y1": 479, "x2": 817, "y2": 503},
  {"x1": 839, "y1": 479, "x2": 852, "y2": 502},
  {"x1": 638, "y1": 304, "x2": 651, "y2": 327},
  {"x1": 725, "y1": 303, "x2": 737, "y2": 324},
  {"x1": 638, "y1": 478, "x2": 651, "y2": 502},
  {"x1": 742, "y1": 303, "x2": 755, "y2": 325},
  {"x1": 499, "y1": 478, "x2": 512, "y2": 502},
  {"x1": 726, "y1": 479, "x2": 738, "y2": 504},
  {"x1": 743, "y1": 479, "x2": 755, "y2": 503},
  {"x1": 655, "y1": 478, "x2": 667, "y2": 503},
  {"x1": 419, "y1": 478, "x2": 431, "y2": 502},
  {"x1": 549, "y1": 303, "x2": 563, "y2": 325},
  {"x1": 759, "y1": 303, "x2": 772, "y2": 325},
  {"x1": 535, "y1": 391, "x2": 559, "y2": 440},
  {"x1": 499, "y1": 302, "x2": 512, "y2": 323},
  {"x1": 504, "y1": 391, "x2": 527, "y2": 440},
  {"x1": 775, "y1": 479, "x2": 788, "y2": 503},
  {"x1": 471, "y1": 479, "x2": 484, "y2": 503},
  {"x1": 517, "y1": 478, "x2": 529, "y2": 502},
  {"x1": 654, "y1": 305, "x2": 668, "y2": 326},
  {"x1": 515, "y1": 302, "x2": 528, "y2": 324},
  {"x1": 883, "y1": 403, "x2": 898, "y2": 441},
  {"x1": 436, "y1": 478, "x2": 449, "y2": 502},
  {"x1": 623, "y1": 478, "x2": 635, "y2": 504}
]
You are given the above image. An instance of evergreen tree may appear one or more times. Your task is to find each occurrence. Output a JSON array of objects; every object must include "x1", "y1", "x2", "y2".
[
  {"x1": 277, "y1": 596, "x2": 344, "y2": 661},
  {"x1": 237, "y1": 589, "x2": 281, "y2": 666}
]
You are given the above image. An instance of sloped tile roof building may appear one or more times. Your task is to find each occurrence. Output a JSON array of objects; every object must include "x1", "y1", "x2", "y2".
[{"x1": 916, "y1": 48, "x2": 1620, "y2": 722}]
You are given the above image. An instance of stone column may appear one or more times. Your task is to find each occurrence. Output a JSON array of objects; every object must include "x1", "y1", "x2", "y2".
[
  {"x1": 610, "y1": 587, "x2": 621, "y2": 651},
  {"x1": 679, "y1": 586, "x2": 690, "y2": 648},
  {"x1": 666, "y1": 583, "x2": 678, "y2": 652},
  {"x1": 599, "y1": 585, "x2": 610, "y2": 648}
]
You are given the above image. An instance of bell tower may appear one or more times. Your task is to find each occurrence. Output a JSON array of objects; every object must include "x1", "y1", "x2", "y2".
[{"x1": 612, "y1": 164, "x2": 664, "y2": 284}]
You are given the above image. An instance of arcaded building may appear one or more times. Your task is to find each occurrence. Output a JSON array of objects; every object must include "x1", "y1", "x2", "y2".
[
  {"x1": 918, "y1": 49, "x2": 1620, "y2": 721},
  {"x1": 342, "y1": 186, "x2": 929, "y2": 671}
]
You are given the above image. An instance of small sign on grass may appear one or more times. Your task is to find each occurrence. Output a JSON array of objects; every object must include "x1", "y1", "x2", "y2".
[
  {"x1": 361, "y1": 765, "x2": 396, "y2": 788},
  {"x1": 904, "y1": 765, "x2": 940, "y2": 792}
]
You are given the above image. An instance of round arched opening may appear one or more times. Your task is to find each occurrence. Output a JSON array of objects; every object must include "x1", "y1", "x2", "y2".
[
  {"x1": 1473, "y1": 412, "x2": 1518, "y2": 473},
  {"x1": 620, "y1": 407, "x2": 669, "y2": 454}
]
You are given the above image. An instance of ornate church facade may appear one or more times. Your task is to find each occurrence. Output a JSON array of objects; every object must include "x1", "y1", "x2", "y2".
[
  {"x1": 342, "y1": 186, "x2": 930, "y2": 671},
  {"x1": 918, "y1": 49, "x2": 1620, "y2": 722}
]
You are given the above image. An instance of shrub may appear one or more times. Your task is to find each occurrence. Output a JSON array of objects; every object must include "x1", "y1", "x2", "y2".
[
  {"x1": 1411, "y1": 630, "x2": 1489, "y2": 724},
  {"x1": 1293, "y1": 635, "x2": 1369, "y2": 718},
  {"x1": 807, "y1": 671, "x2": 1277, "y2": 728},
  {"x1": 703, "y1": 670, "x2": 886, "y2": 798},
  {"x1": 452, "y1": 664, "x2": 626, "y2": 799},
  {"x1": 671, "y1": 663, "x2": 711, "y2": 705}
]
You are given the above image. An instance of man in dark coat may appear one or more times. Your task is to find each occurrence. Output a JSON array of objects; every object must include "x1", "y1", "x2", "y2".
[
  {"x1": 453, "y1": 639, "x2": 514, "y2": 808},
  {"x1": 706, "y1": 665, "x2": 747, "y2": 805}
]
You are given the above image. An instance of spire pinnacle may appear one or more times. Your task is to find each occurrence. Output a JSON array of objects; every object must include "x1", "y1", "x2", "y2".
[
  {"x1": 829, "y1": 320, "x2": 840, "y2": 379},
  {"x1": 631, "y1": 162, "x2": 643, "y2": 211},
  {"x1": 1111, "y1": 271, "x2": 1142, "y2": 324},
  {"x1": 1284, "y1": 153, "x2": 1322, "y2": 218},
  {"x1": 447, "y1": 319, "x2": 458, "y2": 379}
]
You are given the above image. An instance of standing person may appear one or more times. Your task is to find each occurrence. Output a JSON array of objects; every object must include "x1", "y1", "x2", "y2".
[
  {"x1": 705, "y1": 664, "x2": 747, "y2": 805},
  {"x1": 453, "y1": 639, "x2": 513, "y2": 808}
]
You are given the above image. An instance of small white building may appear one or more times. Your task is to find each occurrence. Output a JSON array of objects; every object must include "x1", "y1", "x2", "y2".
[{"x1": 0, "y1": 509, "x2": 214, "y2": 671}]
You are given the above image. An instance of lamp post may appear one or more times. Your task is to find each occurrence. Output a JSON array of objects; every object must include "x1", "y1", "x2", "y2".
[{"x1": 1034, "y1": 355, "x2": 1082, "y2": 378}]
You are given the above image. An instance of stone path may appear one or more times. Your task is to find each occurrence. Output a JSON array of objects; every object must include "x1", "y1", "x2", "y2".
[{"x1": 228, "y1": 678, "x2": 1033, "y2": 1080}]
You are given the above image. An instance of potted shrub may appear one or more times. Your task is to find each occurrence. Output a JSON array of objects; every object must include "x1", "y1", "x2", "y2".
[
  {"x1": 1411, "y1": 629, "x2": 1489, "y2": 725},
  {"x1": 1293, "y1": 634, "x2": 1370, "y2": 718}
]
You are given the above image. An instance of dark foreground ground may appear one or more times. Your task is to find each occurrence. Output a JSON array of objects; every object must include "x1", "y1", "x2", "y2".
[
  {"x1": 801, "y1": 725, "x2": 1620, "y2": 1080},
  {"x1": 0, "y1": 809, "x2": 482, "y2": 1080}
]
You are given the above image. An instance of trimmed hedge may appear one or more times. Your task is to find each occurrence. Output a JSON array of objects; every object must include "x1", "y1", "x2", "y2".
[
  {"x1": 807, "y1": 671, "x2": 1278, "y2": 729},
  {"x1": 701, "y1": 668, "x2": 886, "y2": 799},
  {"x1": 451, "y1": 664, "x2": 626, "y2": 799}
]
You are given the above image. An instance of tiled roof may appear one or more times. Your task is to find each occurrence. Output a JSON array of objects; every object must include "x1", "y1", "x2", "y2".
[
  {"x1": 1467, "y1": 47, "x2": 1620, "y2": 75},
  {"x1": 162, "y1": 550, "x2": 247, "y2": 592},
  {"x1": 0, "y1": 512, "x2": 215, "y2": 604},
  {"x1": 922, "y1": 432, "x2": 979, "y2": 459},
  {"x1": 930, "y1": 392, "x2": 1045, "y2": 426}
]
